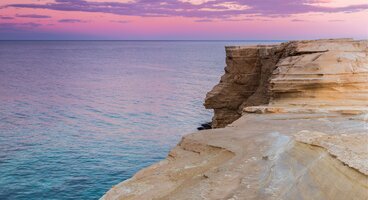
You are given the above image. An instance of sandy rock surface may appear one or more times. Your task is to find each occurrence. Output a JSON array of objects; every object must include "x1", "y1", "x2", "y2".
[{"x1": 101, "y1": 39, "x2": 368, "y2": 200}]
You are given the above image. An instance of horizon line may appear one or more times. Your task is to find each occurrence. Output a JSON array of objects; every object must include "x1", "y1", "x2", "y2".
[{"x1": 0, "y1": 39, "x2": 288, "y2": 42}]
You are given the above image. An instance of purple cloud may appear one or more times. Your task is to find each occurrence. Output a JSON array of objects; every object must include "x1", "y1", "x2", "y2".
[
  {"x1": 194, "y1": 19, "x2": 213, "y2": 22},
  {"x1": 0, "y1": 23, "x2": 100, "y2": 40},
  {"x1": 0, "y1": 22, "x2": 41, "y2": 32},
  {"x1": 2, "y1": 0, "x2": 368, "y2": 19},
  {"x1": 0, "y1": 16, "x2": 14, "y2": 20},
  {"x1": 58, "y1": 19, "x2": 88, "y2": 23},
  {"x1": 223, "y1": 18, "x2": 256, "y2": 22},
  {"x1": 16, "y1": 14, "x2": 51, "y2": 18},
  {"x1": 110, "y1": 20, "x2": 131, "y2": 24}
]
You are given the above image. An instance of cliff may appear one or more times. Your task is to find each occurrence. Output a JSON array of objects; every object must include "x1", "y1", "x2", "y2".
[
  {"x1": 101, "y1": 39, "x2": 368, "y2": 200},
  {"x1": 205, "y1": 38, "x2": 368, "y2": 128}
]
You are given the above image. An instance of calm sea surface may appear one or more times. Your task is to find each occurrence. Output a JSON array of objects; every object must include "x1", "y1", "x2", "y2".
[{"x1": 0, "y1": 41, "x2": 280, "y2": 200}]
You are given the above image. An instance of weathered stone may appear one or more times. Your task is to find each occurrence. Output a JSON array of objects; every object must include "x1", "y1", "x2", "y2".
[
  {"x1": 205, "y1": 38, "x2": 368, "y2": 128},
  {"x1": 101, "y1": 39, "x2": 368, "y2": 200},
  {"x1": 204, "y1": 45, "x2": 281, "y2": 128}
]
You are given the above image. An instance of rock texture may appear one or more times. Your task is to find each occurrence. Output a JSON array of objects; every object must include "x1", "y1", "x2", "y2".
[
  {"x1": 204, "y1": 45, "x2": 280, "y2": 128},
  {"x1": 205, "y1": 38, "x2": 368, "y2": 128},
  {"x1": 294, "y1": 130, "x2": 368, "y2": 175},
  {"x1": 101, "y1": 39, "x2": 368, "y2": 200}
]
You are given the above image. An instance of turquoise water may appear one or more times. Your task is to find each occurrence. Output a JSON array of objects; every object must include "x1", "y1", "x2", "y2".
[{"x1": 0, "y1": 41, "x2": 280, "y2": 199}]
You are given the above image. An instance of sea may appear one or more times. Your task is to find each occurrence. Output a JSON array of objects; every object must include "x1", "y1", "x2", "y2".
[{"x1": 0, "y1": 40, "x2": 281, "y2": 200}]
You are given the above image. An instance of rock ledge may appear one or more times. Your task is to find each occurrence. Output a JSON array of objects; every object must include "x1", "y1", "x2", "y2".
[{"x1": 101, "y1": 39, "x2": 368, "y2": 200}]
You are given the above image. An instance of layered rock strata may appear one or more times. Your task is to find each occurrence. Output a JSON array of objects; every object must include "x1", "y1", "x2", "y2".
[
  {"x1": 101, "y1": 39, "x2": 368, "y2": 200},
  {"x1": 204, "y1": 45, "x2": 280, "y2": 128},
  {"x1": 205, "y1": 39, "x2": 368, "y2": 128}
]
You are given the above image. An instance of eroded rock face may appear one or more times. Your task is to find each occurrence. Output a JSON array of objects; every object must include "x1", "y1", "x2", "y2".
[
  {"x1": 269, "y1": 39, "x2": 368, "y2": 111},
  {"x1": 204, "y1": 45, "x2": 281, "y2": 128},
  {"x1": 205, "y1": 39, "x2": 368, "y2": 128},
  {"x1": 101, "y1": 39, "x2": 368, "y2": 200}
]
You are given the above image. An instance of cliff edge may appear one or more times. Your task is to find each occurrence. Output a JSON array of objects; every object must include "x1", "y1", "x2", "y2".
[
  {"x1": 101, "y1": 39, "x2": 368, "y2": 200},
  {"x1": 205, "y1": 38, "x2": 368, "y2": 128}
]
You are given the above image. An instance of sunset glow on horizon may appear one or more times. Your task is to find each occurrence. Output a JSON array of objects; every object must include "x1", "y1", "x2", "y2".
[{"x1": 0, "y1": 0, "x2": 367, "y2": 40}]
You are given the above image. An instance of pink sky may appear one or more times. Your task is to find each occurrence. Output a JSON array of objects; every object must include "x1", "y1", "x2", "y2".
[{"x1": 0, "y1": 0, "x2": 367, "y2": 40}]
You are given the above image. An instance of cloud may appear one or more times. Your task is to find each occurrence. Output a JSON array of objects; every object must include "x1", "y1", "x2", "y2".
[
  {"x1": 110, "y1": 20, "x2": 131, "y2": 23},
  {"x1": 0, "y1": 23, "x2": 21, "y2": 31},
  {"x1": 179, "y1": 0, "x2": 216, "y2": 5},
  {"x1": 58, "y1": 19, "x2": 88, "y2": 23},
  {"x1": 194, "y1": 19, "x2": 213, "y2": 22},
  {"x1": 16, "y1": 14, "x2": 51, "y2": 18},
  {"x1": 0, "y1": 22, "x2": 41, "y2": 32},
  {"x1": 2, "y1": 0, "x2": 368, "y2": 20},
  {"x1": 200, "y1": 2, "x2": 250, "y2": 11},
  {"x1": 291, "y1": 19, "x2": 307, "y2": 22},
  {"x1": 0, "y1": 16, "x2": 14, "y2": 20}
]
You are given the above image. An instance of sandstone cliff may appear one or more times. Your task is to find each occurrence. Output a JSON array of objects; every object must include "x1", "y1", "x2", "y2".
[
  {"x1": 101, "y1": 39, "x2": 368, "y2": 200},
  {"x1": 205, "y1": 38, "x2": 368, "y2": 128}
]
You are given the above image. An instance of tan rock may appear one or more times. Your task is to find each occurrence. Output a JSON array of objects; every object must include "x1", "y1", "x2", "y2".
[
  {"x1": 294, "y1": 130, "x2": 368, "y2": 175},
  {"x1": 101, "y1": 113, "x2": 368, "y2": 200},
  {"x1": 205, "y1": 38, "x2": 368, "y2": 128},
  {"x1": 101, "y1": 39, "x2": 368, "y2": 200}
]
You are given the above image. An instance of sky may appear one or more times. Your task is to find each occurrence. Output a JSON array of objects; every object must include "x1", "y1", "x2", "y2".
[{"x1": 0, "y1": 0, "x2": 367, "y2": 40}]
